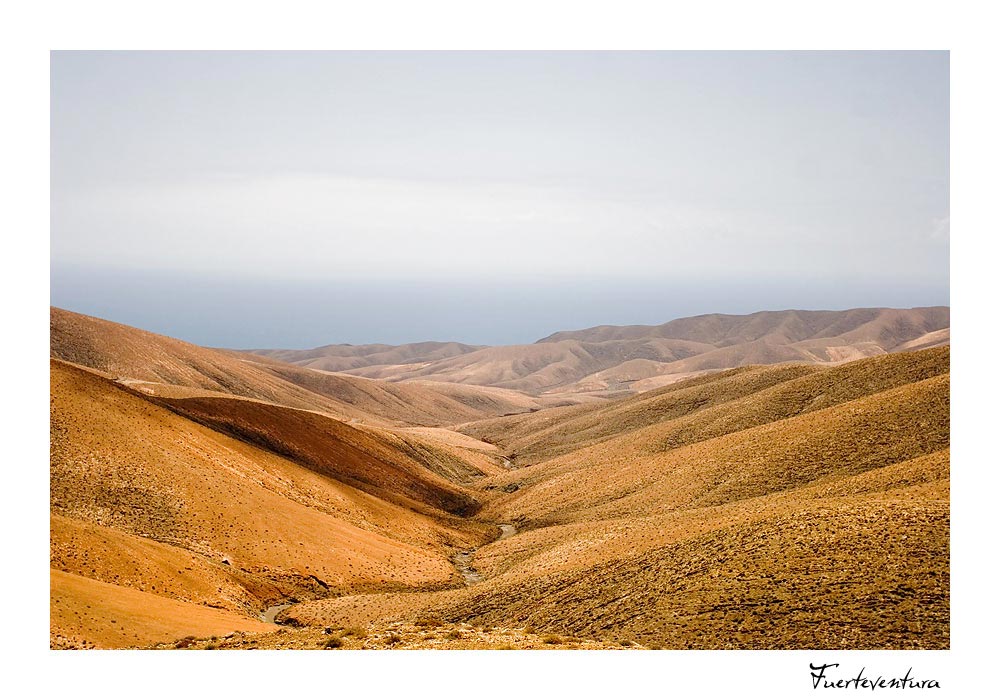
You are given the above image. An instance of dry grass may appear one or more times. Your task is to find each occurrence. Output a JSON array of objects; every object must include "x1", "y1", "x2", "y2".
[
  {"x1": 462, "y1": 347, "x2": 948, "y2": 468},
  {"x1": 49, "y1": 360, "x2": 479, "y2": 648},
  {"x1": 149, "y1": 393, "x2": 480, "y2": 515},
  {"x1": 50, "y1": 310, "x2": 949, "y2": 650},
  {"x1": 148, "y1": 622, "x2": 635, "y2": 650},
  {"x1": 50, "y1": 306, "x2": 545, "y2": 427}
]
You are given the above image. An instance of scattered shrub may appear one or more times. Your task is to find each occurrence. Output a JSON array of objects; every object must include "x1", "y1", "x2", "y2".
[
  {"x1": 174, "y1": 636, "x2": 197, "y2": 649},
  {"x1": 414, "y1": 617, "x2": 443, "y2": 628}
]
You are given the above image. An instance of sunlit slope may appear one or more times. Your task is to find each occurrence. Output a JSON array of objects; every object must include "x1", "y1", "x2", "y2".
[
  {"x1": 461, "y1": 364, "x2": 820, "y2": 465},
  {"x1": 286, "y1": 446, "x2": 947, "y2": 648},
  {"x1": 463, "y1": 347, "x2": 948, "y2": 471},
  {"x1": 51, "y1": 307, "x2": 353, "y2": 414},
  {"x1": 51, "y1": 514, "x2": 285, "y2": 616},
  {"x1": 897, "y1": 328, "x2": 950, "y2": 352},
  {"x1": 448, "y1": 358, "x2": 948, "y2": 648},
  {"x1": 51, "y1": 307, "x2": 542, "y2": 426},
  {"x1": 432, "y1": 488, "x2": 948, "y2": 649},
  {"x1": 253, "y1": 340, "x2": 485, "y2": 373},
  {"x1": 249, "y1": 357, "x2": 551, "y2": 423},
  {"x1": 468, "y1": 450, "x2": 948, "y2": 584},
  {"x1": 51, "y1": 569, "x2": 274, "y2": 650},
  {"x1": 539, "y1": 306, "x2": 949, "y2": 346},
  {"x1": 149, "y1": 393, "x2": 481, "y2": 515},
  {"x1": 50, "y1": 359, "x2": 480, "y2": 647},
  {"x1": 282, "y1": 354, "x2": 948, "y2": 649},
  {"x1": 343, "y1": 340, "x2": 633, "y2": 393},
  {"x1": 301, "y1": 307, "x2": 949, "y2": 394},
  {"x1": 49, "y1": 305, "x2": 949, "y2": 650},
  {"x1": 51, "y1": 359, "x2": 470, "y2": 580},
  {"x1": 478, "y1": 372, "x2": 948, "y2": 525}
]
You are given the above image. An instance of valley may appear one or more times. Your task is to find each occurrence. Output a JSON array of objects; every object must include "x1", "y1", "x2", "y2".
[{"x1": 49, "y1": 305, "x2": 950, "y2": 650}]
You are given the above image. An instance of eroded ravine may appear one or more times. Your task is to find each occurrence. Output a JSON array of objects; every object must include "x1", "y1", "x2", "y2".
[
  {"x1": 451, "y1": 522, "x2": 517, "y2": 586},
  {"x1": 449, "y1": 452, "x2": 518, "y2": 585},
  {"x1": 260, "y1": 449, "x2": 521, "y2": 623},
  {"x1": 260, "y1": 603, "x2": 293, "y2": 624},
  {"x1": 263, "y1": 521, "x2": 519, "y2": 624}
]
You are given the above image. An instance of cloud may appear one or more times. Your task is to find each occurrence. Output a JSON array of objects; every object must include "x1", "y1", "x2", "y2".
[
  {"x1": 52, "y1": 174, "x2": 777, "y2": 281},
  {"x1": 930, "y1": 216, "x2": 950, "y2": 241}
]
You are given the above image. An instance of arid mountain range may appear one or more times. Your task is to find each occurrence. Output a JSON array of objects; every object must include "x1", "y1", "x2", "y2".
[
  {"x1": 252, "y1": 306, "x2": 949, "y2": 395},
  {"x1": 50, "y1": 306, "x2": 949, "y2": 649}
]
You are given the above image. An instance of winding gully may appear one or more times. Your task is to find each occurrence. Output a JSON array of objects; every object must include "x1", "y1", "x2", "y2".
[
  {"x1": 261, "y1": 522, "x2": 518, "y2": 623},
  {"x1": 451, "y1": 523, "x2": 517, "y2": 585}
]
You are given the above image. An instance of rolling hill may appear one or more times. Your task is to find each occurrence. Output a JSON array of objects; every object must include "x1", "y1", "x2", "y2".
[
  {"x1": 50, "y1": 307, "x2": 557, "y2": 426},
  {"x1": 50, "y1": 307, "x2": 949, "y2": 650},
  {"x1": 50, "y1": 357, "x2": 502, "y2": 648},
  {"x1": 252, "y1": 306, "x2": 949, "y2": 395},
  {"x1": 253, "y1": 340, "x2": 485, "y2": 373},
  {"x1": 280, "y1": 348, "x2": 948, "y2": 649}
]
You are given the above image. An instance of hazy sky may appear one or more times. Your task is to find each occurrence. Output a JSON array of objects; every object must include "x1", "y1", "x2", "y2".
[{"x1": 51, "y1": 51, "x2": 949, "y2": 347}]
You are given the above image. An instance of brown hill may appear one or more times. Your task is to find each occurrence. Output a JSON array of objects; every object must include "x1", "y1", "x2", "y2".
[
  {"x1": 259, "y1": 307, "x2": 948, "y2": 395},
  {"x1": 282, "y1": 446, "x2": 948, "y2": 649},
  {"x1": 50, "y1": 308, "x2": 948, "y2": 650},
  {"x1": 50, "y1": 307, "x2": 546, "y2": 427},
  {"x1": 274, "y1": 350, "x2": 948, "y2": 650},
  {"x1": 462, "y1": 347, "x2": 949, "y2": 469},
  {"x1": 341, "y1": 339, "x2": 642, "y2": 393},
  {"x1": 51, "y1": 568, "x2": 274, "y2": 650},
  {"x1": 50, "y1": 359, "x2": 496, "y2": 648},
  {"x1": 252, "y1": 340, "x2": 485, "y2": 373},
  {"x1": 430, "y1": 460, "x2": 947, "y2": 649},
  {"x1": 474, "y1": 371, "x2": 948, "y2": 525},
  {"x1": 148, "y1": 393, "x2": 481, "y2": 516},
  {"x1": 537, "y1": 306, "x2": 949, "y2": 346}
]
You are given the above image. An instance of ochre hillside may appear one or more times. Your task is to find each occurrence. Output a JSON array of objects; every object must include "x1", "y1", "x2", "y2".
[
  {"x1": 50, "y1": 359, "x2": 495, "y2": 648},
  {"x1": 281, "y1": 350, "x2": 948, "y2": 649},
  {"x1": 51, "y1": 309, "x2": 949, "y2": 650},
  {"x1": 149, "y1": 394, "x2": 481, "y2": 515},
  {"x1": 253, "y1": 340, "x2": 485, "y2": 373},
  {"x1": 51, "y1": 307, "x2": 552, "y2": 426},
  {"x1": 462, "y1": 347, "x2": 949, "y2": 468},
  {"x1": 254, "y1": 306, "x2": 949, "y2": 395}
]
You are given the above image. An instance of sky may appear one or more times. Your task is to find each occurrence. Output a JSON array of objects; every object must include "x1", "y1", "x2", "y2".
[{"x1": 50, "y1": 51, "x2": 949, "y2": 348}]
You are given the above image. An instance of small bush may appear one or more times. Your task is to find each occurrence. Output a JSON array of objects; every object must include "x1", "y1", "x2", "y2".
[
  {"x1": 343, "y1": 626, "x2": 367, "y2": 638},
  {"x1": 323, "y1": 637, "x2": 343, "y2": 649},
  {"x1": 386, "y1": 633, "x2": 402, "y2": 645},
  {"x1": 174, "y1": 636, "x2": 197, "y2": 649},
  {"x1": 541, "y1": 634, "x2": 562, "y2": 645},
  {"x1": 445, "y1": 629, "x2": 462, "y2": 640}
]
